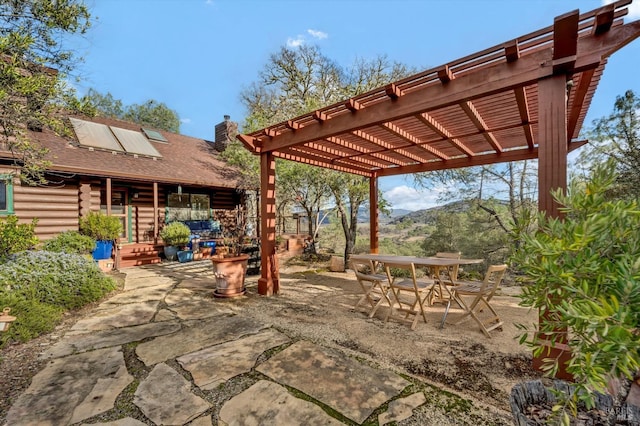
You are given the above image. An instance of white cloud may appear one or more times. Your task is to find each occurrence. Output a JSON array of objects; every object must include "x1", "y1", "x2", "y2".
[
  {"x1": 307, "y1": 29, "x2": 328, "y2": 40},
  {"x1": 384, "y1": 185, "x2": 441, "y2": 211},
  {"x1": 286, "y1": 29, "x2": 328, "y2": 48},
  {"x1": 602, "y1": 0, "x2": 640, "y2": 19},
  {"x1": 180, "y1": 118, "x2": 192, "y2": 124},
  {"x1": 286, "y1": 36, "x2": 305, "y2": 48}
]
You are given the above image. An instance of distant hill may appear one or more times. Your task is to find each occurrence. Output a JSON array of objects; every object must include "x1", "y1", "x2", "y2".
[
  {"x1": 389, "y1": 200, "x2": 475, "y2": 225},
  {"x1": 356, "y1": 208, "x2": 414, "y2": 223}
]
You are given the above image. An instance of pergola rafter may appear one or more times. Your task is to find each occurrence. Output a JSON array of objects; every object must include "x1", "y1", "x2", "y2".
[{"x1": 239, "y1": 1, "x2": 640, "y2": 298}]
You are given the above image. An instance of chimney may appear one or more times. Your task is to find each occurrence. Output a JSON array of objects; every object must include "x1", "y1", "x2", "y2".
[{"x1": 214, "y1": 115, "x2": 238, "y2": 152}]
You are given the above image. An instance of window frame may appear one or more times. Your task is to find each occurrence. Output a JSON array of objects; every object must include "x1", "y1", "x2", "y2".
[{"x1": 0, "y1": 174, "x2": 14, "y2": 215}]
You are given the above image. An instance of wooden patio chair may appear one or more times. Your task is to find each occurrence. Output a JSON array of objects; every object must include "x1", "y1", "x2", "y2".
[
  {"x1": 383, "y1": 261, "x2": 431, "y2": 330},
  {"x1": 350, "y1": 258, "x2": 392, "y2": 319},
  {"x1": 440, "y1": 264, "x2": 508, "y2": 337},
  {"x1": 429, "y1": 251, "x2": 462, "y2": 303}
]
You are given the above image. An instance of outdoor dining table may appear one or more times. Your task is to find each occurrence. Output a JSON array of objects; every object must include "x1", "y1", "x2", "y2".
[
  {"x1": 349, "y1": 254, "x2": 484, "y2": 279},
  {"x1": 350, "y1": 253, "x2": 484, "y2": 327}
]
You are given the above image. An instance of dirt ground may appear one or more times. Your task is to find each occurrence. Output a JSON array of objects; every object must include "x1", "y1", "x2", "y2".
[
  {"x1": 260, "y1": 265, "x2": 542, "y2": 411},
  {"x1": 0, "y1": 260, "x2": 541, "y2": 424}
]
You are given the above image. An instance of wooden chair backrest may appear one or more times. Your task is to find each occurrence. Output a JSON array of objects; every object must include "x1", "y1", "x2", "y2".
[
  {"x1": 478, "y1": 264, "x2": 508, "y2": 296},
  {"x1": 435, "y1": 252, "x2": 462, "y2": 281}
]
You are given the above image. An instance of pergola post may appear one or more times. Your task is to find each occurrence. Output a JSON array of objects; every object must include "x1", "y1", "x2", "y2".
[
  {"x1": 535, "y1": 73, "x2": 571, "y2": 379},
  {"x1": 369, "y1": 175, "x2": 379, "y2": 254},
  {"x1": 258, "y1": 151, "x2": 280, "y2": 295}
]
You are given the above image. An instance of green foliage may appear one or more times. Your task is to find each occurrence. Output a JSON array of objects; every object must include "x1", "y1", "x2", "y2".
[
  {"x1": 242, "y1": 44, "x2": 412, "y2": 262},
  {"x1": 0, "y1": 250, "x2": 116, "y2": 346},
  {"x1": 82, "y1": 89, "x2": 181, "y2": 133},
  {"x1": 0, "y1": 0, "x2": 91, "y2": 184},
  {"x1": 579, "y1": 90, "x2": 640, "y2": 199},
  {"x1": 79, "y1": 211, "x2": 122, "y2": 241},
  {"x1": 0, "y1": 295, "x2": 64, "y2": 345},
  {"x1": 511, "y1": 161, "x2": 640, "y2": 416},
  {"x1": 42, "y1": 230, "x2": 95, "y2": 254},
  {"x1": 159, "y1": 221, "x2": 191, "y2": 246},
  {"x1": 0, "y1": 215, "x2": 38, "y2": 259}
]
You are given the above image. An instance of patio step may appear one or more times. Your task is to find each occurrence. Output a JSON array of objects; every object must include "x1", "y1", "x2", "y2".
[{"x1": 118, "y1": 243, "x2": 162, "y2": 268}]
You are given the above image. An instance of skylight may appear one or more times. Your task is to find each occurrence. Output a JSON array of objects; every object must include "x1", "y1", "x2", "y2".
[{"x1": 142, "y1": 128, "x2": 168, "y2": 142}]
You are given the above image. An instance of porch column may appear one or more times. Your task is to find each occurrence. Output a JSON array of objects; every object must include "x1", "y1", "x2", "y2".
[
  {"x1": 369, "y1": 174, "x2": 379, "y2": 254},
  {"x1": 153, "y1": 182, "x2": 159, "y2": 242},
  {"x1": 258, "y1": 151, "x2": 279, "y2": 296},
  {"x1": 106, "y1": 178, "x2": 112, "y2": 215},
  {"x1": 535, "y1": 73, "x2": 571, "y2": 379}
]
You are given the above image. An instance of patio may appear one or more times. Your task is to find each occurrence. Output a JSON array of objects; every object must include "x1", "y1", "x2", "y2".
[{"x1": 2, "y1": 259, "x2": 539, "y2": 425}]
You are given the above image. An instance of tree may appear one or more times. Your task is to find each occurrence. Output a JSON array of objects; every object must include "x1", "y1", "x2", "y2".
[
  {"x1": 1, "y1": 0, "x2": 91, "y2": 184},
  {"x1": 578, "y1": 89, "x2": 640, "y2": 199},
  {"x1": 235, "y1": 44, "x2": 411, "y2": 261},
  {"x1": 82, "y1": 89, "x2": 181, "y2": 133},
  {"x1": 326, "y1": 172, "x2": 369, "y2": 261},
  {"x1": 413, "y1": 160, "x2": 538, "y2": 258}
]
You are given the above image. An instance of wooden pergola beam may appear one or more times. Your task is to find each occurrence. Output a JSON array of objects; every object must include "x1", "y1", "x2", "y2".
[
  {"x1": 552, "y1": 10, "x2": 579, "y2": 74},
  {"x1": 460, "y1": 101, "x2": 503, "y2": 152},
  {"x1": 377, "y1": 140, "x2": 587, "y2": 177},
  {"x1": 514, "y1": 86, "x2": 535, "y2": 149},
  {"x1": 258, "y1": 48, "x2": 555, "y2": 152}
]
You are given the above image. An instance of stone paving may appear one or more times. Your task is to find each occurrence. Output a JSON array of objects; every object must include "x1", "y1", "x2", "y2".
[{"x1": 4, "y1": 261, "x2": 431, "y2": 426}]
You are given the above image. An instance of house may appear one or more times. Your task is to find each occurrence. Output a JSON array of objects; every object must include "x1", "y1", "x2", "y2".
[{"x1": 0, "y1": 114, "x2": 246, "y2": 267}]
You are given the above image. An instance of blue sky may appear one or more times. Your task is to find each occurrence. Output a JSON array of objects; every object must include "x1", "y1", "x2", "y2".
[{"x1": 73, "y1": 0, "x2": 640, "y2": 210}]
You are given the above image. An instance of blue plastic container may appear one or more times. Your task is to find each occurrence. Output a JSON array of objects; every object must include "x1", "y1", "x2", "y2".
[
  {"x1": 92, "y1": 240, "x2": 113, "y2": 260},
  {"x1": 177, "y1": 250, "x2": 193, "y2": 263}
]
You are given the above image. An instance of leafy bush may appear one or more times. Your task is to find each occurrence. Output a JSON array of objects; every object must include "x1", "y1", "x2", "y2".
[
  {"x1": 42, "y1": 231, "x2": 96, "y2": 255},
  {"x1": 0, "y1": 215, "x2": 38, "y2": 259},
  {"x1": 0, "y1": 251, "x2": 117, "y2": 346},
  {"x1": 159, "y1": 221, "x2": 191, "y2": 246},
  {"x1": 0, "y1": 294, "x2": 64, "y2": 345},
  {"x1": 512, "y1": 161, "x2": 640, "y2": 418},
  {"x1": 79, "y1": 211, "x2": 122, "y2": 241}
]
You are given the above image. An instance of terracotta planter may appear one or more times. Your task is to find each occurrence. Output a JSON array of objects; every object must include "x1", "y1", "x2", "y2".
[
  {"x1": 211, "y1": 254, "x2": 249, "y2": 298},
  {"x1": 200, "y1": 247, "x2": 212, "y2": 259}
]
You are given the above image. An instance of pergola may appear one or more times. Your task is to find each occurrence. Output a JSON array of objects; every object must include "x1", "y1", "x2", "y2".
[{"x1": 238, "y1": 1, "x2": 640, "y2": 297}]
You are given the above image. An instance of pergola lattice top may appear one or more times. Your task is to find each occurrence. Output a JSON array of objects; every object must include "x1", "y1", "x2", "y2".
[{"x1": 239, "y1": 1, "x2": 639, "y2": 178}]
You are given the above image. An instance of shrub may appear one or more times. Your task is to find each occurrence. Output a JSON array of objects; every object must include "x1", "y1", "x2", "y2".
[
  {"x1": 42, "y1": 231, "x2": 96, "y2": 255},
  {"x1": 159, "y1": 221, "x2": 191, "y2": 246},
  {"x1": 0, "y1": 251, "x2": 117, "y2": 347},
  {"x1": 0, "y1": 216, "x2": 38, "y2": 259},
  {"x1": 0, "y1": 294, "x2": 64, "y2": 345},
  {"x1": 0, "y1": 251, "x2": 116, "y2": 310},
  {"x1": 512, "y1": 161, "x2": 640, "y2": 419},
  {"x1": 79, "y1": 211, "x2": 122, "y2": 241}
]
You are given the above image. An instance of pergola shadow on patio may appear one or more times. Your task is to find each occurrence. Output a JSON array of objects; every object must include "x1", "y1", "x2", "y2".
[{"x1": 238, "y1": 1, "x2": 640, "y2": 297}]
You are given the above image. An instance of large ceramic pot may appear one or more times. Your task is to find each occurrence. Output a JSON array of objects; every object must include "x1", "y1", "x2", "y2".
[
  {"x1": 211, "y1": 254, "x2": 249, "y2": 298},
  {"x1": 164, "y1": 245, "x2": 179, "y2": 261},
  {"x1": 92, "y1": 240, "x2": 114, "y2": 260}
]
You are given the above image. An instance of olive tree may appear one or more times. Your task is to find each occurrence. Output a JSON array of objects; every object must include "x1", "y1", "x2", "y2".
[{"x1": 512, "y1": 161, "x2": 640, "y2": 424}]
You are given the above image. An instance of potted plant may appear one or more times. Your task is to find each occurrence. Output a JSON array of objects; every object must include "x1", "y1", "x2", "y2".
[
  {"x1": 510, "y1": 162, "x2": 640, "y2": 425},
  {"x1": 79, "y1": 212, "x2": 123, "y2": 260},
  {"x1": 159, "y1": 222, "x2": 190, "y2": 261},
  {"x1": 211, "y1": 206, "x2": 249, "y2": 297}
]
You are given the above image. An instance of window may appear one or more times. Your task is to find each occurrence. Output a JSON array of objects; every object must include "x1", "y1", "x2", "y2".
[
  {"x1": 167, "y1": 192, "x2": 210, "y2": 221},
  {"x1": 0, "y1": 175, "x2": 14, "y2": 215}
]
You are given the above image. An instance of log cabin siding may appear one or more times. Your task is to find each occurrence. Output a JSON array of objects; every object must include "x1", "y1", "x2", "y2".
[
  {"x1": 212, "y1": 189, "x2": 241, "y2": 210},
  {"x1": 13, "y1": 183, "x2": 80, "y2": 240}
]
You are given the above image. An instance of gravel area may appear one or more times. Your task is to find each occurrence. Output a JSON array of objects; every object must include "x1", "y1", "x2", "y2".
[{"x1": 0, "y1": 261, "x2": 541, "y2": 425}]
